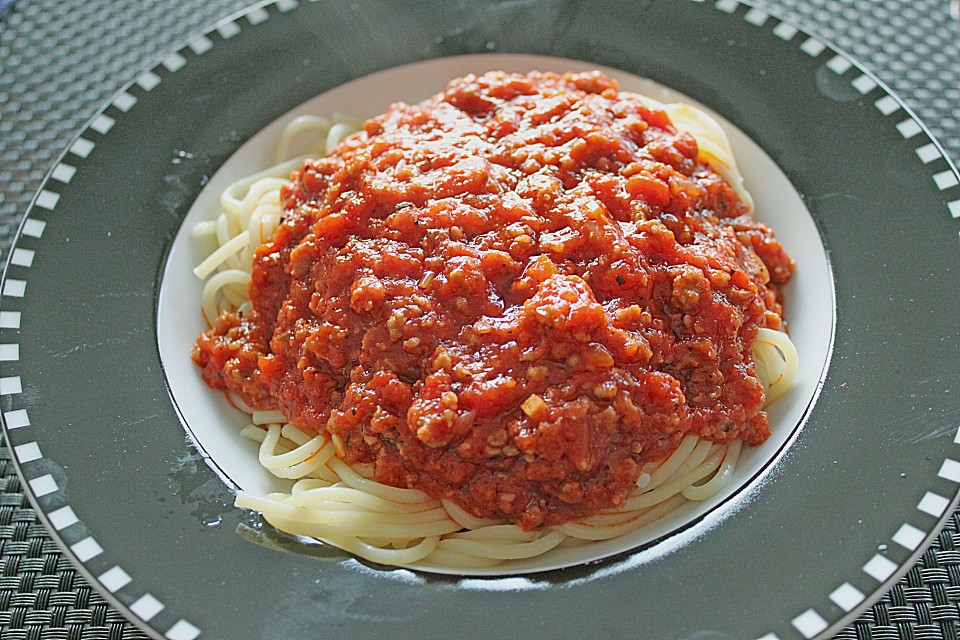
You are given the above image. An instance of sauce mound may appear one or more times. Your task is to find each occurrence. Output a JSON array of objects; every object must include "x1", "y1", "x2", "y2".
[{"x1": 193, "y1": 71, "x2": 794, "y2": 530}]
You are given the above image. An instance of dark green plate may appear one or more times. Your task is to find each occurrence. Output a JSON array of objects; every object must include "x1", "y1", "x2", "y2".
[{"x1": 2, "y1": 1, "x2": 958, "y2": 639}]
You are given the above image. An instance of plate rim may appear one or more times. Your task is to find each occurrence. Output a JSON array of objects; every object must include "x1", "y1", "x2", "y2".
[{"x1": 1, "y1": 1, "x2": 958, "y2": 639}]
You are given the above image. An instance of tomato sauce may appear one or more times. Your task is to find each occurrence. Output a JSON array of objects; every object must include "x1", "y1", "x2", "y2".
[{"x1": 193, "y1": 71, "x2": 794, "y2": 529}]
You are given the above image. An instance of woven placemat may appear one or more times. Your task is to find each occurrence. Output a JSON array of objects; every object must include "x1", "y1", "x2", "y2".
[{"x1": 1, "y1": 0, "x2": 958, "y2": 638}]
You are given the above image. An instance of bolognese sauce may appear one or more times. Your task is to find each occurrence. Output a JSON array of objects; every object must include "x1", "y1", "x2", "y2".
[{"x1": 192, "y1": 71, "x2": 793, "y2": 530}]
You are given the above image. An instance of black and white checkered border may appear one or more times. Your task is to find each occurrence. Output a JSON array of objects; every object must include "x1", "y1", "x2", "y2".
[
  {"x1": 0, "y1": 0, "x2": 302, "y2": 638},
  {"x1": 690, "y1": 2, "x2": 960, "y2": 638},
  {"x1": 1, "y1": 0, "x2": 958, "y2": 638}
]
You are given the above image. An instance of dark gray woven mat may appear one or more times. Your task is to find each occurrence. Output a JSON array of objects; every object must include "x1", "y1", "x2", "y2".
[{"x1": 0, "y1": 0, "x2": 958, "y2": 638}]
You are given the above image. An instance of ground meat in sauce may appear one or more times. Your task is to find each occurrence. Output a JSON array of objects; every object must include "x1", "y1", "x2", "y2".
[{"x1": 192, "y1": 71, "x2": 794, "y2": 530}]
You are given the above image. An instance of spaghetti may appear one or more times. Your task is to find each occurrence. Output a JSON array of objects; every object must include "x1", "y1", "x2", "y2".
[{"x1": 191, "y1": 71, "x2": 799, "y2": 569}]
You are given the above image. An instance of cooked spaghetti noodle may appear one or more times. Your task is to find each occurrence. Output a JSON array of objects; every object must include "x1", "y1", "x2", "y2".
[{"x1": 191, "y1": 71, "x2": 799, "y2": 569}]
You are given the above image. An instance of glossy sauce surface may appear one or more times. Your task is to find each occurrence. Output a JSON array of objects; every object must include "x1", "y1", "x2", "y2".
[{"x1": 193, "y1": 71, "x2": 793, "y2": 529}]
